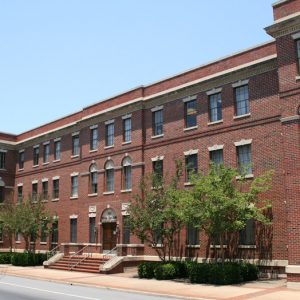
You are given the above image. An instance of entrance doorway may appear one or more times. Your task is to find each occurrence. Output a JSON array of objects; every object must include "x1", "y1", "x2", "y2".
[{"x1": 102, "y1": 223, "x2": 117, "y2": 251}]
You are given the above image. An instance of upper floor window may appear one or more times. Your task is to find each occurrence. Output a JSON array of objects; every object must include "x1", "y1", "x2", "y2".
[
  {"x1": 237, "y1": 144, "x2": 252, "y2": 175},
  {"x1": 19, "y1": 151, "x2": 25, "y2": 169},
  {"x1": 185, "y1": 153, "x2": 198, "y2": 182},
  {"x1": 53, "y1": 178, "x2": 59, "y2": 199},
  {"x1": 90, "y1": 127, "x2": 98, "y2": 151},
  {"x1": 235, "y1": 85, "x2": 249, "y2": 116},
  {"x1": 105, "y1": 160, "x2": 114, "y2": 192},
  {"x1": 89, "y1": 164, "x2": 98, "y2": 194},
  {"x1": 123, "y1": 117, "x2": 132, "y2": 143},
  {"x1": 17, "y1": 185, "x2": 23, "y2": 203},
  {"x1": 43, "y1": 143, "x2": 50, "y2": 164},
  {"x1": 184, "y1": 100, "x2": 197, "y2": 128},
  {"x1": 71, "y1": 175, "x2": 78, "y2": 197},
  {"x1": 0, "y1": 151, "x2": 6, "y2": 169},
  {"x1": 152, "y1": 109, "x2": 163, "y2": 136},
  {"x1": 152, "y1": 159, "x2": 163, "y2": 185},
  {"x1": 33, "y1": 146, "x2": 39, "y2": 166},
  {"x1": 210, "y1": 149, "x2": 224, "y2": 166},
  {"x1": 42, "y1": 181, "x2": 48, "y2": 201},
  {"x1": 72, "y1": 134, "x2": 80, "y2": 156},
  {"x1": 297, "y1": 40, "x2": 300, "y2": 74},
  {"x1": 122, "y1": 157, "x2": 132, "y2": 190},
  {"x1": 54, "y1": 140, "x2": 61, "y2": 161},
  {"x1": 209, "y1": 93, "x2": 222, "y2": 122},
  {"x1": 32, "y1": 182, "x2": 38, "y2": 202},
  {"x1": 105, "y1": 123, "x2": 114, "y2": 147},
  {"x1": 0, "y1": 186, "x2": 4, "y2": 203}
]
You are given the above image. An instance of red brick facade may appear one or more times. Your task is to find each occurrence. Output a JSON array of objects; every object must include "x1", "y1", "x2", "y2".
[{"x1": 0, "y1": 0, "x2": 300, "y2": 282}]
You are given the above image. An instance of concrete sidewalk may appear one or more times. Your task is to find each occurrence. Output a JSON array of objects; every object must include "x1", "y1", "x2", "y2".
[{"x1": 0, "y1": 265, "x2": 300, "y2": 300}]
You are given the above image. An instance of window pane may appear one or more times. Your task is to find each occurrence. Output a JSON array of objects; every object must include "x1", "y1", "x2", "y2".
[
  {"x1": 0, "y1": 152, "x2": 6, "y2": 169},
  {"x1": 187, "y1": 224, "x2": 199, "y2": 245},
  {"x1": 240, "y1": 219, "x2": 255, "y2": 245},
  {"x1": 72, "y1": 136, "x2": 80, "y2": 156},
  {"x1": 209, "y1": 93, "x2": 222, "y2": 122},
  {"x1": 106, "y1": 124, "x2": 114, "y2": 146},
  {"x1": 42, "y1": 181, "x2": 48, "y2": 200},
  {"x1": 210, "y1": 149, "x2": 224, "y2": 165},
  {"x1": 106, "y1": 169, "x2": 114, "y2": 192},
  {"x1": 185, "y1": 154, "x2": 198, "y2": 182},
  {"x1": 123, "y1": 216, "x2": 130, "y2": 244},
  {"x1": 91, "y1": 172, "x2": 98, "y2": 194},
  {"x1": 18, "y1": 186, "x2": 23, "y2": 203},
  {"x1": 54, "y1": 141, "x2": 61, "y2": 160},
  {"x1": 53, "y1": 179, "x2": 59, "y2": 199},
  {"x1": 71, "y1": 176, "x2": 78, "y2": 197},
  {"x1": 153, "y1": 110, "x2": 163, "y2": 136},
  {"x1": 237, "y1": 145, "x2": 252, "y2": 174},
  {"x1": 123, "y1": 118, "x2": 131, "y2": 142},
  {"x1": 70, "y1": 219, "x2": 77, "y2": 243},
  {"x1": 185, "y1": 100, "x2": 197, "y2": 128},
  {"x1": 43, "y1": 144, "x2": 49, "y2": 163},
  {"x1": 19, "y1": 152, "x2": 24, "y2": 169},
  {"x1": 235, "y1": 85, "x2": 249, "y2": 116},
  {"x1": 33, "y1": 147, "x2": 39, "y2": 165},
  {"x1": 89, "y1": 217, "x2": 96, "y2": 243},
  {"x1": 123, "y1": 165, "x2": 132, "y2": 190},
  {"x1": 90, "y1": 128, "x2": 98, "y2": 150},
  {"x1": 32, "y1": 183, "x2": 38, "y2": 201},
  {"x1": 51, "y1": 221, "x2": 58, "y2": 244}
]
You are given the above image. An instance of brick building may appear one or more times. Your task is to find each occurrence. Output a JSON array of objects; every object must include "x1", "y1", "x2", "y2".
[{"x1": 0, "y1": 0, "x2": 300, "y2": 285}]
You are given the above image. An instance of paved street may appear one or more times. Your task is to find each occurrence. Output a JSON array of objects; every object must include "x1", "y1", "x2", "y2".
[{"x1": 0, "y1": 275, "x2": 188, "y2": 300}]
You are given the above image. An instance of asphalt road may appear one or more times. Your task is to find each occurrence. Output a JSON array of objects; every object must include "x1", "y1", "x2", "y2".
[{"x1": 0, "y1": 274, "x2": 184, "y2": 300}]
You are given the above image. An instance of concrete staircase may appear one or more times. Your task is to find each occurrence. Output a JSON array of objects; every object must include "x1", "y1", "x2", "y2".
[{"x1": 48, "y1": 255, "x2": 109, "y2": 273}]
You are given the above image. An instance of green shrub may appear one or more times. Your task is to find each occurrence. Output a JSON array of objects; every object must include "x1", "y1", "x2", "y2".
[
  {"x1": 11, "y1": 252, "x2": 47, "y2": 266},
  {"x1": 170, "y1": 261, "x2": 190, "y2": 278},
  {"x1": 189, "y1": 262, "x2": 211, "y2": 283},
  {"x1": 154, "y1": 263, "x2": 176, "y2": 280},
  {"x1": 0, "y1": 252, "x2": 12, "y2": 264},
  {"x1": 240, "y1": 263, "x2": 259, "y2": 281},
  {"x1": 138, "y1": 262, "x2": 158, "y2": 279}
]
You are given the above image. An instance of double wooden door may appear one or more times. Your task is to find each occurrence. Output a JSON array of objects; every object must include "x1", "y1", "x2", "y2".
[{"x1": 102, "y1": 222, "x2": 117, "y2": 250}]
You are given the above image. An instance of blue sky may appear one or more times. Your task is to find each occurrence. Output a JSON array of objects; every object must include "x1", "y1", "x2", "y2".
[{"x1": 0, "y1": 0, "x2": 275, "y2": 134}]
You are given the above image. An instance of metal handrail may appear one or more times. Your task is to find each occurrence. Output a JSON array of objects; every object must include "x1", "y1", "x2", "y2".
[
  {"x1": 68, "y1": 244, "x2": 92, "y2": 270},
  {"x1": 103, "y1": 246, "x2": 118, "y2": 260},
  {"x1": 47, "y1": 244, "x2": 60, "y2": 260}
]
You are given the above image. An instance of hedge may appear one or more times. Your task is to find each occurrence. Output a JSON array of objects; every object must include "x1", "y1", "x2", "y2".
[
  {"x1": 138, "y1": 261, "x2": 259, "y2": 285},
  {"x1": 10, "y1": 253, "x2": 47, "y2": 266},
  {"x1": 0, "y1": 252, "x2": 13, "y2": 264}
]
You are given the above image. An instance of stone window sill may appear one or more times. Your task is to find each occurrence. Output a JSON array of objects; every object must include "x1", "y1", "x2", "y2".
[
  {"x1": 15, "y1": 241, "x2": 21, "y2": 244},
  {"x1": 70, "y1": 196, "x2": 78, "y2": 200},
  {"x1": 104, "y1": 145, "x2": 114, "y2": 149},
  {"x1": 122, "y1": 141, "x2": 131, "y2": 145},
  {"x1": 238, "y1": 245, "x2": 256, "y2": 249},
  {"x1": 296, "y1": 75, "x2": 300, "y2": 81},
  {"x1": 151, "y1": 134, "x2": 164, "y2": 139},
  {"x1": 18, "y1": 168, "x2": 24, "y2": 171},
  {"x1": 183, "y1": 126, "x2": 198, "y2": 132},
  {"x1": 121, "y1": 189, "x2": 132, "y2": 193},
  {"x1": 88, "y1": 193, "x2": 97, "y2": 197},
  {"x1": 43, "y1": 162, "x2": 49, "y2": 166},
  {"x1": 184, "y1": 182, "x2": 193, "y2": 186},
  {"x1": 233, "y1": 113, "x2": 251, "y2": 120},
  {"x1": 186, "y1": 245, "x2": 200, "y2": 248},
  {"x1": 53, "y1": 159, "x2": 61, "y2": 163},
  {"x1": 208, "y1": 119, "x2": 223, "y2": 126},
  {"x1": 51, "y1": 198, "x2": 59, "y2": 202},
  {"x1": 89, "y1": 149, "x2": 98, "y2": 153},
  {"x1": 71, "y1": 155, "x2": 79, "y2": 159},
  {"x1": 40, "y1": 242, "x2": 47, "y2": 245},
  {"x1": 32, "y1": 165, "x2": 39, "y2": 168},
  {"x1": 236, "y1": 174, "x2": 254, "y2": 180},
  {"x1": 103, "y1": 191, "x2": 114, "y2": 195}
]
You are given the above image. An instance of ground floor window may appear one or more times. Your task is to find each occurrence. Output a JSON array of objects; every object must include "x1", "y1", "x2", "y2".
[
  {"x1": 51, "y1": 220, "x2": 58, "y2": 245},
  {"x1": 123, "y1": 216, "x2": 130, "y2": 244},
  {"x1": 89, "y1": 217, "x2": 96, "y2": 243},
  {"x1": 186, "y1": 224, "x2": 199, "y2": 245},
  {"x1": 70, "y1": 219, "x2": 77, "y2": 243},
  {"x1": 239, "y1": 219, "x2": 255, "y2": 245}
]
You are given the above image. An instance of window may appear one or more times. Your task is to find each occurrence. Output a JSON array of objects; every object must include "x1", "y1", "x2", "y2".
[
  {"x1": 0, "y1": 152, "x2": 6, "y2": 169},
  {"x1": 19, "y1": 151, "x2": 25, "y2": 169},
  {"x1": 33, "y1": 146, "x2": 39, "y2": 166},
  {"x1": 90, "y1": 127, "x2": 98, "y2": 151},
  {"x1": 123, "y1": 216, "x2": 130, "y2": 244},
  {"x1": 297, "y1": 40, "x2": 300, "y2": 74},
  {"x1": 184, "y1": 100, "x2": 197, "y2": 128},
  {"x1": 185, "y1": 154, "x2": 198, "y2": 182},
  {"x1": 0, "y1": 186, "x2": 4, "y2": 203},
  {"x1": 123, "y1": 117, "x2": 132, "y2": 143},
  {"x1": 54, "y1": 140, "x2": 61, "y2": 161},
  {"x1": 32, "y1": 183, "x2": 38, "y2": 202},
  {"x1": 240, "y1": 219, "x2": 255, "y2": 245},
  {"x1": 105, "y1": 123, "x2": 114, "y2": 147},
  {"x1": 152, "y1": 110, "x2": 163, "y2": 136},
  {"x1": 235, "y1": 85, "x2": 249, "y2": 116},
  {"x1": 122, "y1": 157, "x2": 132, "y2": 190},
  {"x1": 71, "y1": 176, "x2": 78, "y2": 197},
  {"x1": 237, "y1": 144, "x2": 252, "y2": 175},
  {"x1": 70, "y1": 219, "x2": 77, "y2": 243},
  {"x1": 187, "y1": 225, "x2": 199, "y2": 245},
  {"x1": 89, "y1": 164, "x2": 98, "y2": 194},
  {"x1": 89, "y1": 217, "x2": 96, "y2": 243},
  {"x1": 0, "y1": 222, "x2": 3, "y2": 242},
  {"x1": 17, "y1": 186, "x2": 23, "y2": 203},
  {"x1": 41, "y1": 221, "x2": 47, "y2": 243},
  {"x1": 105, "y1": 160, "x2": 114, "y2": 192},
  {"x1": 72, "y1": 134, "x2": 80, "y2": 156},
  {"x1": 15, "y1": 232, "x2": 21, "y2": 242},
  {"x1": 42, "y1": 181, "x2": 48, "y2": 200},
  {"x1": 209, "y1": 93, "x2": 222, "y2": 122},
  {"x1": 154, "y1": 224, "x2": 163, "y2": 245},
  {"x1": 53, "y1": 179, "x2": 59, "y2": 199},
  {"x1": 152, "y1": 159, "x2": 163, "y2": 185},
  {"x1": 210, "y1": 149, "x2": 224, "y2": 166},
  {"x1": 51, "y1": 220, "x2": 58, "y2": 245},
  {"x1": 43, "y1": 143, "x2": 50, "y2": 164}
]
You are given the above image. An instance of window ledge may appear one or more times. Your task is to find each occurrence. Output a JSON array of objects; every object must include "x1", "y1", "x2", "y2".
[
  {"x1": 236, "y1": 174, "x2": 254, "y2": 180},
  {"x1": 32, "y1": 165, "x2": 39, "y2": 168},
  {"x1": 88, "y1": 193, "x2": 98, "y2": 197},
  {"x1": 210, "y1": 245, "x2": 228, "y2": 249},
  {"x1": 104, "y1": 145, "x2": 114, "y2": 149},
  {"x1": 15, "y1": 241, "x2": 21, "y2": 244},
  {"x1": 53, "y1": 159, "x2": 61, "y2": 163},
  {"x1": 42, "y1": 162, "x2": 49, "y2": 165},
  {"x1": 0, "y1": 168, "x2": 6, "y2": 171},
  {"x1": 151, "y1": 134, "x2": 164, "y2": 139},
  {"x1": 184, "y1": 182, "x2": 193, "y2": 186},
  {"x1": 296, "y1": 75, "x2": 300, "y2": 81},
  {"x1": 103, "y1": 191, "x2": 114, "y2": 195},
  {"x1": 233, "y1": 113, "x2": 251, "y2": 120},
  {"x1": 89, "y1": 149, "x2": 98, "y2": 153},
  {"x1": 71, "y1": 155, "x2": 79, "y2": 159},
  {"x1": 152, "y1": 244, "x2": 163, "y2": 248},
  {"x1": 70, "y1": 196, "x2": 78, "y2": 200},
  {"x1": 40, "y1": 242, "x2": 47, "y2": 245},
  {"x1": 183, "y1": 126, "x2": 198, "y2": 132},
  {"x1": 238, "y1": 245, "x2": 256, "y2": 249},
  {"x1": 42, "y1": 200, "x2": 48, "y2": 203},
  {"x1": 121, "y1": 189, "x2": 132, "y2": 193},
  {"x1": 186, "y1": 245, "x2": 200, "y2": 248},
  {"x1": 208, "y1": 119, "x2": 223, "y2": 126},
  {"x1": 18, "y1": 168, "x2": 24, "y2": 171},
  {"x1": 51, "y1": 198, "x2": 59, "y2": 202},
  {"x1": 122, "y1": 141, "x2": 131, "y2": 145}
]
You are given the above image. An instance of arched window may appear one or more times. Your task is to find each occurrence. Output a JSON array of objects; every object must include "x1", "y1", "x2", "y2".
[
  {"x1": 122, "y1": 156, "x2": 132, "y2": 190},
  {"x1": 105, "y1": 160, "x2": 114, "y2": 192},
  {"x1": 89, "y1": 164, "x2": 98, "y2": 194}
]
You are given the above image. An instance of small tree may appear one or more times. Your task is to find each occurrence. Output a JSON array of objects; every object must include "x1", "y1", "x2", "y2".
[
  {"x1": 128, "y1": 161, "x2": 192, "y2": 261},
  {"x1": 190, "y1": 164, "x2": 273, "y2": 263}
]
